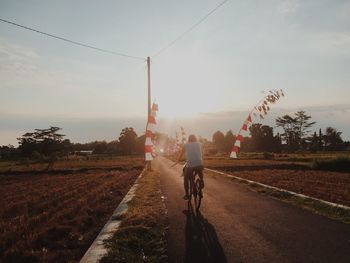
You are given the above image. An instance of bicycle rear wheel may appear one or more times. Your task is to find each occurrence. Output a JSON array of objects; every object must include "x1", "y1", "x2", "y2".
[{"x1": 194, "y1": 178, "x2": 202, "y2": 210}]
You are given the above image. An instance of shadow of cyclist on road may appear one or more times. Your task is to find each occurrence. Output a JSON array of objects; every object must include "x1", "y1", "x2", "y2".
[{"x1": 183, "y1": 202, "x2": 227, "y2": 263}]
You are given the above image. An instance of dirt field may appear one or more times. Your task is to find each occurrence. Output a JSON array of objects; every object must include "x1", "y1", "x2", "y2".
[
  {"x1": 0, "y1": 158, "x2": 143, "y2": 262},
  {"x1": 0, "y1": 155, "x2": 143, "y2": 174},
  {"x1": 205, "y1": 158, "x2": 350, "y2": 207}
]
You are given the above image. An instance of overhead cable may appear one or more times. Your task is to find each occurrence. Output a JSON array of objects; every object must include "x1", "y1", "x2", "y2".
[
  {"x1": 152, "y1": 0, "x2": 230, "y2": 58},
  {"x1": 0, "y1": 18, "x2": 144, "y2": 60}
]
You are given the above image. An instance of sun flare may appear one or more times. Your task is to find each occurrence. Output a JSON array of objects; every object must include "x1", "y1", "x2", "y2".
[{"x1": 155, "y1": 83, "x2": 221, "y2": 118}]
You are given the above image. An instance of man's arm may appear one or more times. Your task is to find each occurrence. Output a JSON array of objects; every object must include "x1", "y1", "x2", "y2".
[{"x1": 177, "y1": 146, "x2": 185, "y2": 162}]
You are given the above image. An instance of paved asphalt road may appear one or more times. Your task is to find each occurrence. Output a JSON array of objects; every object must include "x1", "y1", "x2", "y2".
[{"x1": 153, "y1": 157, "x2": 350, "y2": 263}]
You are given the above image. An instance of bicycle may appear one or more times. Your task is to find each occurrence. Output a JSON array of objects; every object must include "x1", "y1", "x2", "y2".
[{"x1": 183, "y1": 164, "x2": 203, "y2": 210}]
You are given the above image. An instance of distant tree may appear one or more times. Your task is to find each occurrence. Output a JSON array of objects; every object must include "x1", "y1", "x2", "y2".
[
  {"x1": 276, "y1": 132, "x2": 282, "y2": 150},
  {"x1": 135, "y1": 135, "x2": 146, "y2": 155},
  {"x1": 276, "y1": 111, "x2": 315, "y2": 152},
  {"x1": 308, "y1": 131, "x2": 319, "y2": 152},
  {"x1": 106, "y1": 140, "x2": 120, "y2": 154},
  {"x1": 17, "y1": 126, "x2": 68, "y2": 157},
  {"x1": 276, "y1": 114, "x2": 298, "y2": 151},
  {"x1": 295, "y1": 111, "x2": 316, "y2": 148},
  {"x1": 0, "y1": 145, "x2": 19, "y2": 160},
  {"x1": 224, "y1": 130, "x2": 236, "y2": 153},
  {"x1": 61, "y1": 139, "x2": 72, "y2": 157},
  {"x1": 344, "y1": 141, "x2": 350, "y2": 151},
  {"x1": 93, "y1": 141, "x2": 108, "y2": 154},
  {"x1": 212, "y1": 131, "x2": 225, "y2": 153},
  {"x1": 323, "y1": 127, "x2": 344, "y2": 151},
  {"x1": 247, "y1": 124, "x2": 281, "y2": 152},
  {"x1": 118, "y1": 127, "x2": 138, "y2": 155},
  {"x1": 197, "y1": 136, "x2": 212, "y2": 156},
  {"x1": 318, "y1": 128, "x2": 324, "y2": 150}
]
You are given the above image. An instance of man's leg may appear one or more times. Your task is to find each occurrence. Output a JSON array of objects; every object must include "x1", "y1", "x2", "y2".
[
  {"x1": 196, "y1": 166, "x2": 204, "y2": 188},
  {"x1": 183, "y1": 167, "x2": 189, "y2": 197}
]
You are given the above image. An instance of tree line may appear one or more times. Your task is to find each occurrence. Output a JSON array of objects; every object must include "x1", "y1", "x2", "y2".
[
  {"x1": 212, "y1": 110, "x2": 349, "y2": 154},
  {"x1": 0, "y1": 126, "x2": 146, "y2": 160},
  {"x1": 1, "y1": 110, "x2": 348, "y2": 160}
]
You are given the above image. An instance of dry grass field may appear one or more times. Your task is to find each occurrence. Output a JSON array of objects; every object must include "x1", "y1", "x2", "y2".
[
  {"x1": 0, "y1": 156, "x2": 144, "y2": 262},
  {"x1": 0, "y1": 155, "x2": 143, "y2": 174},
  {"x1": 205, "y1": 156, "x2": 350, "y2": 207}
]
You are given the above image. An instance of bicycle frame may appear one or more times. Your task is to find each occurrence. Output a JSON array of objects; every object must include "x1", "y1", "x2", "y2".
[{"x1": 184, "y1": 164, "x2": 203, "y2": 210}]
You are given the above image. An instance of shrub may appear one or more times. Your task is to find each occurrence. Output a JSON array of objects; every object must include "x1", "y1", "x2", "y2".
[
  {"x1": 312, "y1": 156, "x2": 350, "y2": 172},
  {"x1": 30, "y1": 151, "x2": 43, "y2": 162},
  {"x1": 18, "y1": 158, "x2": 30, "y2": 166},
  {"x1": 263, "y1": 152, "x2": 274, "y2": 160},
  {"x1": 207, "y1": 148, "x2": 218, "y2": 156}
]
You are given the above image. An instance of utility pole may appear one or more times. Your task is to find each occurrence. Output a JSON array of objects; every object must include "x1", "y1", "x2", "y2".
[
  {"x1": 147, "y1": 56, "x2": 151, "y2": 116},
  {"x1": 146, "y1": 56, "x2": 152, "y2": 169}
]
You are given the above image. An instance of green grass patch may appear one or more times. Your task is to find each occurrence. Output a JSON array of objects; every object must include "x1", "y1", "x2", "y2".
[
  {"x1": 204, "y1": 151, "x2": 347, "y2": 163},
  {"x1": 312, "y1": 156, "x2": 350, "y2": 172},
  {"x1": 101, "y1": 169, "x2": 168, "y2": 263}
]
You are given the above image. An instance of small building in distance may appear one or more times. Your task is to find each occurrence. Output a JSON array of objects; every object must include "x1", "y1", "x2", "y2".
[{"x1": 74, "y1": 150, "x2": 93, "y2": 156}]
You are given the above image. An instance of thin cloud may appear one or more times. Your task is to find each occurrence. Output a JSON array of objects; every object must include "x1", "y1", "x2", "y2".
[
  {"x1": 0, "y1": 39, "x2": 39, "y2": 74},
  {"x1": 279, "y1": 0, "x2": 299, "y2": 15}
]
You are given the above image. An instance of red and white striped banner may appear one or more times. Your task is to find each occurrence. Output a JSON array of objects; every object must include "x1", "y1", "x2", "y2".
[
  {"x1": 145, "y1": 103, "x2": 159, "y2": 161},
  {"x1": 181, "y1": 127, "x2": 186, "y2": 145},
  {"x1": 175, "y1": 131, "x2": 180, "y2": 152},
  {"x1": 230, "y1": 89, "x2": 285, "y2": 159}
]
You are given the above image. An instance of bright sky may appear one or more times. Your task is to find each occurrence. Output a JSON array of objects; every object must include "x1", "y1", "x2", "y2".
[{"x1": 1, "y1": 0, "x2": 350, "y2": 145}]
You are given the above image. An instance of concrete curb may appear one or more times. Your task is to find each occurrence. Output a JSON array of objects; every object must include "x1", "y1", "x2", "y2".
[
  {"x1": 80, "y1": 166, "x2": 147, "y2": 263},
  {"x1": 205, "y1": 168, "x2": 350, "y2": 211}
]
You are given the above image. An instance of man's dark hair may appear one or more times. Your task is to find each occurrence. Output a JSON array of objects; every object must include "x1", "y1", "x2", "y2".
[{"x1": 188, "y1": 134, "x2": 197, "y2": 142}]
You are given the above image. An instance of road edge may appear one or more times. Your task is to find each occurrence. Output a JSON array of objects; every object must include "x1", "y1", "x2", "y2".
[
  {"x1": 206, "y1": 168, "x2": 350, "y2": 210},
  {"x1": 205, "y1": 168, "x2": 350, "y2": 223}
]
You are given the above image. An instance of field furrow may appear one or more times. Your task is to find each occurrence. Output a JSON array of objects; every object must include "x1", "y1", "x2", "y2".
[{"x1": 0, "y1": 163, "x2": 142, "y2": 263}]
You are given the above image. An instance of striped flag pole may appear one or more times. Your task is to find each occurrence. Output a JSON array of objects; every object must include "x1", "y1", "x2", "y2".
[
  {"x1": 145, "y1": 102, "x2": 158, "y2": 161},
  {"x1": 181, "y1": 127, "x2": 186, "y2": 145},
  {"x1": 175, "y1": 131, "x2": 180, "y2": 153},
  {"x1": 176, "y1": 131, "x2": 179, "y2": 149},
  {"x1": 230, "y1": 89, "x2": 285, "y2": 159}
]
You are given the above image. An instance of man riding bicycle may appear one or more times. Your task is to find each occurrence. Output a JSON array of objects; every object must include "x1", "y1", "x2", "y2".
[{"x1": 178, "y1": 134, "x2": 204, "y2": 200}]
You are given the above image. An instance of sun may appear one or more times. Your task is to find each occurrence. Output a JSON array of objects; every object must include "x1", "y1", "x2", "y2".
[{"x1": 155, "y1": 85, "x2": 220, "y2": 118}]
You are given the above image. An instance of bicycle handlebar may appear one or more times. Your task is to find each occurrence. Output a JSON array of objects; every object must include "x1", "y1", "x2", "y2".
[{"x1": 171, "y1": 161, "x2": 187, "y2": 168}]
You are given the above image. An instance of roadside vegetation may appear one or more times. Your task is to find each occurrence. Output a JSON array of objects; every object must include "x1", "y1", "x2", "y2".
[
  {"x1": 218, "y1": 173, "x2": 350, "y2": 224},
  {"x1": 204, "y1": 152, "x2": 350, "y2": 172},
  {"x1": 312, "y1": 156, "x2": 350, "y2": 172},
  {"x1": 102, "y1": 169, "x2": 167, "y2": 263}
]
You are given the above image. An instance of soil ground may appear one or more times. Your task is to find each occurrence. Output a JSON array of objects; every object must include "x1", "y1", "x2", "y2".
[
  {"x1": 0, "y1": 157, "x2": 143, "y2": 263},
  {"x1": 0, "y1": 155, "x2": 143, "y2": 173},
  {"x1": 204, "y1": 157, "x2": 350, "y2": 207}
]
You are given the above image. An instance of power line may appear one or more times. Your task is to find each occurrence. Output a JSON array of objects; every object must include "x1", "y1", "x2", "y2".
[
  {"x1": 152, "y1": 0, "x2": 230, "y2": 58},
  {"x1": 0, "y1": 18, "x2": 145, "y2": 60}
]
